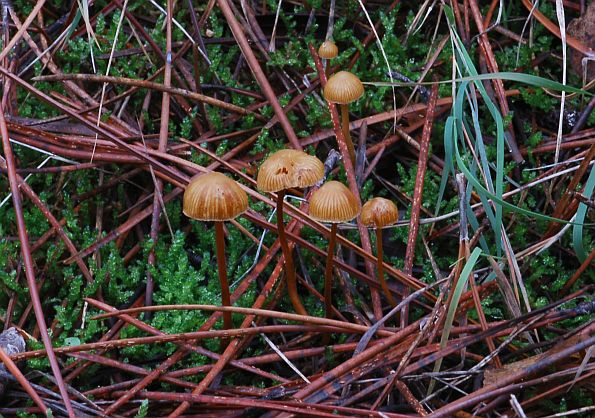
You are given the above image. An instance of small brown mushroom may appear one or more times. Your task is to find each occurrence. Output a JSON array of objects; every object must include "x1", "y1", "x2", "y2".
[
  {"x1": 309, "y1": 181, "x2": 360, "y2": 319},
  {"x1": 257, "y1": 149, "x2": 324, "y2": 315},
  {"x1": 183, "y1": 172, "x2": 248, "y2": 330},
  {"x1": 323, "y1": 71, "x2": 364, "y2": 165},
  {"x1": 318, "y1": 40, "x2": 338, "y2": 77},
  {"x1": 361, "y1": 197, "x2": 399, "y2": 306}
]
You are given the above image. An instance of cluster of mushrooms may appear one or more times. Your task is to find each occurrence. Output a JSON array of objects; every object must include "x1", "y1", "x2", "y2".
[
  {"x1": 183, "y1": 149, "x2": 399, "y2": 325},
  {"x1": 182, "y1": 40, "x2": 397, "y2": 327}
]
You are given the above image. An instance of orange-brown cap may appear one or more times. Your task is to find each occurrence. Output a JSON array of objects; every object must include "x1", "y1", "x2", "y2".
[
  {"x1": 361, "y1": 197, "x2": 398, "y2": 227},
  {"x1": 318, "y1": 40, "x2": 338, "y2": 59},
  {"x1": 257, "y1": 149, "x2": 324, "y2": 193},
  {"x1": 183, "y1": 172, "x2": 248, "y2": 221},
  {"x1": 323, "y1": 71, "x2": 364, "y2": 105},
  {"x1": 309, "y1": 181, "x2": 360, "y2": 223}
]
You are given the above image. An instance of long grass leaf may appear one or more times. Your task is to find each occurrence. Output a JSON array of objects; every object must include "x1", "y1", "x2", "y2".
[
  {"x1": 428, "y1": 247, "x2": 482, "y2": 395},
  {"x1": 572, "y1": 166, "x2": 595, "y2": 261},
  {"x1": 365, "y1": 72, "x2": 591, "y2": 96}
]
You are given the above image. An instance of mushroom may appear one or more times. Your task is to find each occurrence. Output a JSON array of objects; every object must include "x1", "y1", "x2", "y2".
[
  {"x1": 323, "y1": 71, "x2": 364, "y2": 165},
  {"x1": 257, "y1": 149, "x2": 324, "y2": 315},
  {"x1": 183, "y1": 172, "x2": 248, "y2": 330},
  {"x1": 361, "y1": 197, "x2": 399, "y2": 306},
  {"x1": 318, "y1": 40, "x2": 338, "y2": 78},
  {"x1": 309, "y1": 181, "x2": 360, "y2": 319}
]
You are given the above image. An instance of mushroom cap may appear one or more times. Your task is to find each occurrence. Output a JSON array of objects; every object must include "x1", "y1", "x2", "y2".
[
  {"x1": 309, "y1": 181, "x2": 360, "y2": 223},
  {"x1": 257, "y1": 149, "x2": 324, "y2": 193},
  {"x1": 361, "y1": 197, "x2": 399, "y2": 227},
  {"x1": 323, "y1": 71, "x2": 364, "y2": 104},
  {"x1": 318, "y1": 40, "x2": 338, "y2": 59},
  {"x1": 183, "y1": 172, "x2": 248, "y2": 221}
]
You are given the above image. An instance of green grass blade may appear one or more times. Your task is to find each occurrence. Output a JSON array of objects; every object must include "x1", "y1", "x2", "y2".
[
  {"x1": 428, "y1": 247, "x2": 482, "y2": 395},
  {"x1": 364, "y1": 73, "x2": 592, "y2": 96},
  {"x1": 573, "y1": 166, "x2": 595, "y2": 262}
]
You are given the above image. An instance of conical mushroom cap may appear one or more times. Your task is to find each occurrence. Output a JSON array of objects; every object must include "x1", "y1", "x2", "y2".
[
  {"x1": 318, "y1": 40, "x2": 338, "y2": 59},
  {"x1": 309, "y1": 181, "x2": 360, "y2": 223},
  {"x1": 183, "y1": 172, "x2": 248, "y2": 221},
  {"x1": 361, "y1": 197, "x2": 398, "y2": 227},
  {"x1": 257, "y1": 149, "x2": 324, "y2": 193},
  {"x1": 324, "y1": 71, "x2": 364, "y2": 105}
]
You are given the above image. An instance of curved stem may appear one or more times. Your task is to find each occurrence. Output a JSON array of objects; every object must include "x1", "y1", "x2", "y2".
[
  {"x1": 340, "y1": 104, "x2": 356, "y2": 165},
  {"x1": 324, "y1": 223, "x2": 338, "y2": 319},
  {"x1": 277, "y1": 191, "x2": 307, "y2": 315},
  {"x1": 215, "y1": 221, "x2": 232, "y2": 330},
  {"x1": 376, "y1": 228, "x2": 396, "y2": 306}
]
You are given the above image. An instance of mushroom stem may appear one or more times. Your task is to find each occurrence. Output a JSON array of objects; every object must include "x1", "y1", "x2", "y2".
[
  {"x1": 277, "y1": 190, "x2": 308, "y2": 316},
  {"x1": 214, "y1": 221, "x2": 232, "y2": 330},
  {"x1": 340, "y1": 104, "x2": 356, "y2": 165},
  {"x1": 376, "y1": 228, "x2": 397, "y2": 306},
  {"x1": 323, "y1": 223, "x2": 338, "y2": 319}
]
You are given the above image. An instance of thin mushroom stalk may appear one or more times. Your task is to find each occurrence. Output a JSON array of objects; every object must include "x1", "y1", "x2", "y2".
[
  {"x1": 183, "y1": 172, "x2": 248, "y2": 332},
  {"x1": 214, "y1": 221, "x2": 232, "y2": 329},
  {"x1": 339, "y1": 104, "x2": 356, "y2": 164},
  {"x1": 309, "y1": 181, "x2": 360, "y2": 320},
  {"x1": 276, "y1": 190, "x2": 307, "y2": 316},
  {"x1": 375, "y1": 227, "x2": 396, "y2": 306},
  {"x1": 323, "y1": 223, "x2": 338, "y2": 319}
]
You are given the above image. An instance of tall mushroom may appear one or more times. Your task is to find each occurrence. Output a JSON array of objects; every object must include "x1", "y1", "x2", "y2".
[
  {"x1": 257, "y1": 149, "x2": 324, "y2": 315},
  {"x1": 183, "y1": 172, "x2": 248, "y2": 330},
  {"x1": 309, "y1": 181, "x2": 360, "y2": 319},
  {"x1": 361, "y1": 197, "x2": 399, "y2": 306},
  {"x1": 318, "y1": 40, "x2": 338, "y2": 78},
  {"x1": 323, "y1": 71, "x2": 364, "y2": 165}
]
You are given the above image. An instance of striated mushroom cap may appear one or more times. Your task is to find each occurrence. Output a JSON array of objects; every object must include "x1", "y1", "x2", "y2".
[
  {"x1": 257, "y1": 149, "x2": 324, "y2": 193},
  {"x1": 318, "y1": 40, "x2": 338, "y2": 59},
  {"x1": 309, "y1": 181, "x2": 360, "y2": 223},
  {"x1": 361, "y1": 197, "x2": 398, "y2": 228},
  {"x1": 323, "y1": 71, "x2": 364, "y2": 105},
  {"x1": 183, "y1": 172, "x2": 248, "y2": 221}
]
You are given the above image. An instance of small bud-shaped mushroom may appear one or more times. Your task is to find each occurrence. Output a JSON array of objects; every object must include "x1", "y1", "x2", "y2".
[
  {"x1": 324, "y1": 71, "x2": 364, "y2": 165},
  {"x1": 361, "y1": 197, "x2": 399, "y2": 306},
  {"x1": 310, "y1": 181, "x2": 360, "y2": 319},
  {"x1": 318, "y1": 40, "x2": 339, "y2": 78},
  {"x1": 184, "y1": 172, "x2": 248, "y2": 330}
]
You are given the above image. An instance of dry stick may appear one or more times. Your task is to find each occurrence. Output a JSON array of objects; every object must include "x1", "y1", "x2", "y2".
[
  {"x1": 520, "y1": 0, "x2": 593, "y2": 55},
  {"x1": 146, "y1": 0, "x2": 174, "y2": 313},
  {"x1": 11, "y1": 325, "x2": 340, "y2": 361},
  {"x1": 214, "y1": 221, "x2": 232, "y2": 330},
  {"x1": 324, "y1": 224, "x2": 339, "y2": 319},
  {"x1": 0, "y1": 67, "x2": 187, "y2": 185},
  {"x1": 33, "y1": 74, "x2": 258, "y2": 118},
  {"x1": 0, "y1": 346, "x2": 48, "y2": 413},
  {"x1": 0, "y1": 107, "x2": 76, "y2": 417},
  {"x1": 310, "y1": 44, "x2": 382, "y2": 320},
  {"x1": 561, "y1": 246, "x2": 595, "y2": 293},
  {"x1": 216, "y1": 0, "x2": 301, "y2": 149},
  {"x1": 401, "y1": 82, "x2": 439, "y2": 327},
  {"x1": 430, "y1": 332, "x2": 595, "y2": 418}
]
